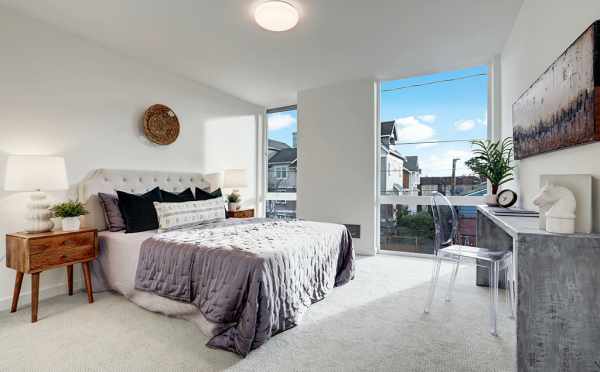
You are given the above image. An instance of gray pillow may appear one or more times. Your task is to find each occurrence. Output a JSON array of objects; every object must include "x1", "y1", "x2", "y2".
[{"x1": 98, "y1": 193, "x2": 126, "y2": 232}]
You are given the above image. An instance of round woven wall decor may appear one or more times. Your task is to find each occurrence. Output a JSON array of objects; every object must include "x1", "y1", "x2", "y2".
[{"x1": 143, "y1": 104, "x2": 180, "y2": 145}]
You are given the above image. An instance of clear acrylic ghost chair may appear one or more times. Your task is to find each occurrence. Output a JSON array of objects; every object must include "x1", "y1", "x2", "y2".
[{"x1": 423, "y1": 192, "x2": 515, "y2": 336}]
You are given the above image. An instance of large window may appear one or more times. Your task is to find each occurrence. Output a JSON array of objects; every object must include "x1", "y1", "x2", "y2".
[
  {"x1": 379, "y1": 65, "x2": 489, "y2": 254},
  {"x1": 265, "y1": 106, "x2": 297, "y2": 219}
]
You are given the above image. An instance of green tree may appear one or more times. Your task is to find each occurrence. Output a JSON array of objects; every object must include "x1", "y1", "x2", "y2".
[{"x1": 395, "y1": 206, "x2": 435, "y2": 240}]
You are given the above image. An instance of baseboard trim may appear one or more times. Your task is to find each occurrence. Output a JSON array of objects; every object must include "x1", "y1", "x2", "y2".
[{"x1": 0, "y1": 280, "x2": 83, "y2": 312}]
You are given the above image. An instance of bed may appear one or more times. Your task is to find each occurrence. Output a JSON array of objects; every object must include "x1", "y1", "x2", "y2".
[{"x1": 79, "y1": 169, "x2": 355, "y2": 356}]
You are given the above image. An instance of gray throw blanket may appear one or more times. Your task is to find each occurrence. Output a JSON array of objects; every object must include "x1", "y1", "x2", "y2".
[{"x1": 134, "y1": 218, "x2": 354, "y2": 356}]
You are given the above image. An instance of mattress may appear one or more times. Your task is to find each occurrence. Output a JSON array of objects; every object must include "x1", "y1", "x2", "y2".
[{"x1": 92, "y1": 230, "x2": 217, "y2": 336}]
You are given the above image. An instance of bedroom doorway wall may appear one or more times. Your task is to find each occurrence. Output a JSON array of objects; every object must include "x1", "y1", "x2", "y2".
[{"x1": 377, "y1": 65, "x2": 492, "y2": 255}]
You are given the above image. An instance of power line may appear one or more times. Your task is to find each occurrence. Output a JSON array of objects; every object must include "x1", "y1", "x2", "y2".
[
  {"x1": 382, "y1": 73, "x2": 487, "y2": 93},
  {"x1": 394, "y1": 139, "x2": 476, "y2": 145}
]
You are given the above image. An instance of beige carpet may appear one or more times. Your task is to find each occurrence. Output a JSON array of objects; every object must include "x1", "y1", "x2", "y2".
[{"x1": 0, "y1": 255, "x2": 515, "y2": 372}]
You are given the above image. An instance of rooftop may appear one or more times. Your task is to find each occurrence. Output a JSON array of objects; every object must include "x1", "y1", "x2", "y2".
[{"x1": 269, "y1": 148, "x2": 297, "y2": 164}]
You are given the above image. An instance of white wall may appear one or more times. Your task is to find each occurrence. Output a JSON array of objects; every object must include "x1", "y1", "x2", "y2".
[
  {"x1": 297, "y1": 79, "x2": 378, "y2": 256},
  {"x1": 501, "y1": 0, "x2": 600, "y2": 231},
  {"x1": 0, "y1": 6, "x2": 263, "y2": 311}
]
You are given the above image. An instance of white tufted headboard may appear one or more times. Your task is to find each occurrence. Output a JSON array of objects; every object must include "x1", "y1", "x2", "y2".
[{"x1": 78, "y1": 169, "x2": 211, "y2": 231}]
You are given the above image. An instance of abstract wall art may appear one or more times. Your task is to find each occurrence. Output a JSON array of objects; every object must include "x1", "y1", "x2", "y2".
[{"x1": 512, "y1": 21, "x2": 600, "y2": 159}]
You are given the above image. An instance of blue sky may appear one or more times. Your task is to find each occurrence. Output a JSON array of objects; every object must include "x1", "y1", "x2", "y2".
[
  {"x1": 267, "y1": 109, "x2": 297, "y2": 147},
  {"x1": 381, "y1": 65, "x2": 488, "y2": 176},
  {"x1": 267, "y1": 65, "x2": 488, "y2": 176}
]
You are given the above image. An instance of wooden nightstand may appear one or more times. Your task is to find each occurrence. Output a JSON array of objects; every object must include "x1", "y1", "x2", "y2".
[
  {"x1": 226, "y1": 209, "x2": 255, "y2": 218},
  {"x1": 5, "y1": 228, "x2": 98, "y2": 322}
]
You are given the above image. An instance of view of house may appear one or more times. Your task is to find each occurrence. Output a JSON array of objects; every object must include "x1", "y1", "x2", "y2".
[{"x1": 266, "y1": 138, "x2": 297, "y2": 219}]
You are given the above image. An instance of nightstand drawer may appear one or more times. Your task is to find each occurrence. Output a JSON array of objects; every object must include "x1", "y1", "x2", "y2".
[
  {"x1": 29, "y1": 232, "x2": 95, "y2": 255},
  {"x1": 227, "y1": 209, "x2": 255, "y2": 218},
  {"x1": 30, "y1": 244, "x2": 95, "y2": 271}
]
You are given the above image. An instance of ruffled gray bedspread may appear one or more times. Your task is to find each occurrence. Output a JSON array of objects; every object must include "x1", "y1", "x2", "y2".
[{"x1": 134, "y1": 218, "x2": 354, "y2": 356}]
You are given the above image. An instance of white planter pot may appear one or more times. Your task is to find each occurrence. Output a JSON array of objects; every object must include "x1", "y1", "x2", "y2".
[
  {"x1": 485, "y1": 194, "x2": 498, "y2": 207},
  {"x1": 228, "y1": 202, "x2": 240, "y2": 212},
  {"x1": 62, "y1": 216, "x2": 81, "y2": 232}
]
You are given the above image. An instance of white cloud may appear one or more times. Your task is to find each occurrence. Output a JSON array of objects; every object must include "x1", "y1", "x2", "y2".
[
  {"x1": 268, "y1": 113, "x2": 296, "y2": 130},
  {"x1": 418, "y1": 114, "x2": 436, "y2": 123},
  {"x1": 420, "y1": 149, "x2": 475, "y2": 177},
  {"x1": 454, "y1": 119, "x2": 476, "y2": 131},
  {"x1": 415, "y1": 142, "x2": 438, "y2": 149},
  {"x1": 394, "y1": 116, "x2": 435, "y2": 142},
  {"x1": 447, "y1": 149, "x2": 473, "y2": 159}
]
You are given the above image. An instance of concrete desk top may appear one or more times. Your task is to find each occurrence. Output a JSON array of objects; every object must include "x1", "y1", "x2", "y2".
[{"x1": 476, "y1": 205, "x2": 600, "y2": 240}]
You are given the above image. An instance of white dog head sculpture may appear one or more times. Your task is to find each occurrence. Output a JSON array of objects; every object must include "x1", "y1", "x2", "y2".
[{"x1": 532, "y1": 183, "x2": 576, "y2": 219}]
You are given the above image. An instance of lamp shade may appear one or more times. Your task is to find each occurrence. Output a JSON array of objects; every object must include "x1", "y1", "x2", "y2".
[
  {"x1": 4, "y1": 155, "x2": 68, "y2": 191},
  {"x1": 223, "y1": 169, "x2": 248, "y2": 189}
]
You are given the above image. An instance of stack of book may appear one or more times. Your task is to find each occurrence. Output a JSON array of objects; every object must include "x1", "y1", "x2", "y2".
[{"x1": 487, "y1": 207, "x2": 539, "y2": 217}]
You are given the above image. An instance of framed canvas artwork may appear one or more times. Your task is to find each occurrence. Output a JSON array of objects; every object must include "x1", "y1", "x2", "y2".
[{"x1": 512, "y1": 21, "x2": 600, "y2": 160}]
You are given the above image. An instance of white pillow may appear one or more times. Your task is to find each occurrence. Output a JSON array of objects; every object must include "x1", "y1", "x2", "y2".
[{"x1": 153, "y1": 198, "x2": 225, "y2": 231}]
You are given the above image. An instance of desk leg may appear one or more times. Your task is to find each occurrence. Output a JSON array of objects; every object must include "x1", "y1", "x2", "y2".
[
  {"x1": 10, "y1": 272, "x2": 24, "y2": 313},
  {"x1": 82, "y1": 261, "x2": 94, "y2": 304},
  {"x1": 66, "y1": 265, "x2": 73, "y2": 296},
  {"x1": 31, "y1": 272, "x2": 39, "y2": 323},
  {"x1": 476, "y1": 210, "x2": 513, "y2": 288}
]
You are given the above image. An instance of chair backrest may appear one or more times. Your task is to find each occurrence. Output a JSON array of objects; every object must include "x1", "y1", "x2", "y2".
[{"x1": 431, "y1": 192, "x2": 459, "y2": 254}]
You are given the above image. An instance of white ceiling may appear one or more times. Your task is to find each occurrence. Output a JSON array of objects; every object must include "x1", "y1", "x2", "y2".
[{"x1": 1, "y1": 0, "x2": 523, "y2": 107}]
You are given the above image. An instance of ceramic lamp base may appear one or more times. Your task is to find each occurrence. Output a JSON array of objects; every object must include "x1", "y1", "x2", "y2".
[{"x1": 25, "y1": 191, "x2": 54, "y2": 233}]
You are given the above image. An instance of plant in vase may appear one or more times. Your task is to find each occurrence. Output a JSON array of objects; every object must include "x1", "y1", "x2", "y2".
[
  {"x1": 227, "y1": 192, "x2": 241, "y2": 212},
  {"x1": 465, "y1": 138, "x2": 514, "y2": 206},
  {"x1": 50, "y1": 200, "x2": 88, "y2": 231}
]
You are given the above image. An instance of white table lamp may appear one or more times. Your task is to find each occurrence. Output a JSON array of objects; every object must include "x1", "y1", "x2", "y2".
[
  {"x1": 223, "y1": 169, "x2": 248, "y2": 192},
  {"x1": 223, "y1": 169, "x2": 247, "y2": 211},
  {"x1": 4, "y1": 155, "x2": 69, "y2": 233}
]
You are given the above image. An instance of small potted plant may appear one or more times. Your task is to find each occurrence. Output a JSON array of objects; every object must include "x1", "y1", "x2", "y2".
[
  {"x1": 227, "y1": 192, "x2": 241, "y2": 212},
  {"x1": 465, "y1": 138, "x2": 515, "y2": 206},
  {"x1": 50, "y1": 200, "x2": 88, "y2": 231}
]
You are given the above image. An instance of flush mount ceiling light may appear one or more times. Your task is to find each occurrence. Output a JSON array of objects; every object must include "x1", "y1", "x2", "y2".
[{"x1": 254, "y1": 1, "x2": 299, "y2": 32}]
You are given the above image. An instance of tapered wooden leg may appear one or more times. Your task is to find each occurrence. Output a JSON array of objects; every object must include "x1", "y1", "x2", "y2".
[
  {"x1": 31, "y1": 272, "x2": 40, "y2": 323},
  {"x1": 82, "y1": 261, "x2": 94, "y2": 304},
  {"x1": 11, "y1": 272, "x2": 24, "y2": 313},
  {"x1": 66, "y1": 265, "x2": 73, "y2": 296}
]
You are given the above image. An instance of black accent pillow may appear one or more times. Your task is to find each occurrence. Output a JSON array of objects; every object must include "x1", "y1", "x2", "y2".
[
  {"x1": 195, "y1": 187, "x2": 223, "y2": 201},
  {"x1": 117, "y1": 187, "x2": 163, "y2": 233},
  {"x1": 160, "y1": 188, "x2": 195, "y2": 202}
]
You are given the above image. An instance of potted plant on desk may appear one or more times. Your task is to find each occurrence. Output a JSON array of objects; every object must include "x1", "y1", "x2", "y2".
[
  {"x1": 50, "y1": 200, "x2": 88, "y2": 231},
  {"x1": 465, "y1": 138, "x2": 514, "y2": 206}
]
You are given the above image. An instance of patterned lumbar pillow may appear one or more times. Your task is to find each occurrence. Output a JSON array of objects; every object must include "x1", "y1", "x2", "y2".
[{"x1": 154, "y1": 198, "x2": 225, "y2": 231}]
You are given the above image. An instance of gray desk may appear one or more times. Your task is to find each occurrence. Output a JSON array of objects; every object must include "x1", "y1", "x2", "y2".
[{"x1": 477, "y1": 206, "x2": 600, "y2": 372}]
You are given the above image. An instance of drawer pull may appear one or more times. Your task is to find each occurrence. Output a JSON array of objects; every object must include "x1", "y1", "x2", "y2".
[{"x1": 61, "y1": 239, "x2": 76, "y2": 246}]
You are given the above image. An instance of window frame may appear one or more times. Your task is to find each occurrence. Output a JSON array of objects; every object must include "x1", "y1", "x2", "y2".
[
  {"x1": 376, "y1": 62, "x2": 497, "y2": 255},
  {"x1": 264, "y1": 105, "x2": 298, "y2": 217},
  {"x1": 273, "y1": 165, "x2": 288, "y2": 179}
]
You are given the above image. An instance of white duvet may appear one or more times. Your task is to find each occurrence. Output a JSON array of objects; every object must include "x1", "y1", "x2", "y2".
[{"x1": 92, "y1": 230, "x2": 217, "y2": 336}]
